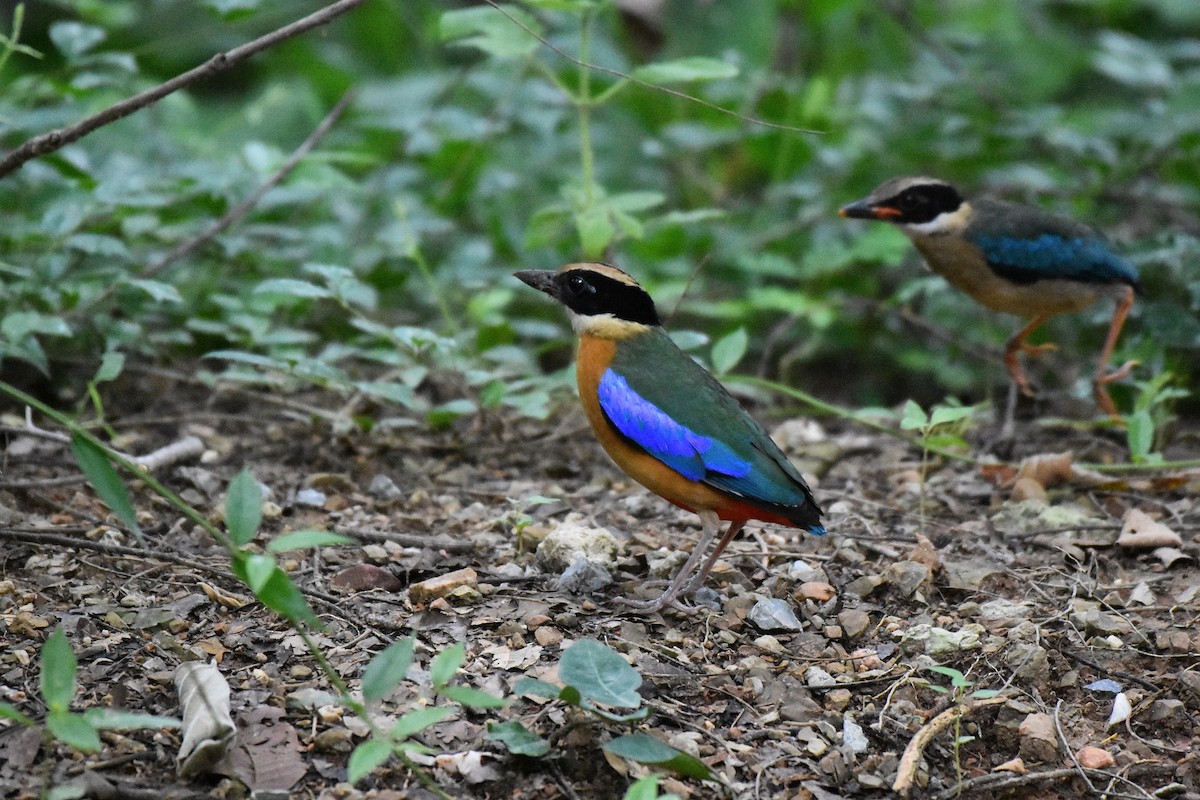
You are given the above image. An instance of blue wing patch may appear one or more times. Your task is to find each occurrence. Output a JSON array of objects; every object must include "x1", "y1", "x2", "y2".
[
  {"x1": 597, "y1": 369, "x2": 751, "y2": 481},
  {"x1": 971, "y1": 233, "x2": 1138, "y2": 287}
]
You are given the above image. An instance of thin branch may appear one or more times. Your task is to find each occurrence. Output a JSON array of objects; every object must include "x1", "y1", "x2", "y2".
[
  {"x1": 0, "y1": 0, "x2": 365, "y2": 179},
  {"x1": 140, "y1": 88, "x2": 357, "y2": 282},
  {"x1": 893, "y1": 695, "x2": 1008, "y2": 797}
]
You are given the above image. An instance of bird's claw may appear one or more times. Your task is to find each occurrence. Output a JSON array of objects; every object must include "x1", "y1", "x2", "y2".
[{"x1": 1093, "y1": 359, "x2": 1139, "y2": 420}]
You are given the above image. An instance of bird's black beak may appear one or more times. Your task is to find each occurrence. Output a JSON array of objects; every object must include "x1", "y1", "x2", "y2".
[
  {"x1": 514, "y1": 269, "x2": 559, "y2": 298},
  {"x1": 838, "y1": 199, "x2": 900, "y2": 220}
]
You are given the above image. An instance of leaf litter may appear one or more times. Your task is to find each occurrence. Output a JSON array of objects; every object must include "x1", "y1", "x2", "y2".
[{"x1": 0, "y1": 376, "x2": 1198, "y2": 798}]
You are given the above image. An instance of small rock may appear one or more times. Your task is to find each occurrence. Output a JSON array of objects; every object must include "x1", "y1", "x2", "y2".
[
  {"x1": 825, "y1": 688, "x2": 852, "y2": 712},
  {"x1": 1018, "y1": 713, "x2": 1058, "y2": 762},
  {"x1": 900, "y1": 623, "x2": 983, "y2": 654},
  {"x1": 788, "y1": 560, "x2": 824, "y2": 582},
  {"x1": 556, "y1": 558, "x2": 612, "y2": 594},
  {"x1": 367, "y1": 474, "x2": 402, "y2": 500},
  {"x1": 884, "y1": 560, "x2": 931, "y2": 597},
  {"x1": 361, "y1": 544, "x2": 389, "y2": 563},
  {"x1": 1150, "y1": 698, "x2": 1184, "y2": 721},
  {"x1": 295, "y1": 488, "x2": 326, "y2": 508},
  {"x1": 1177, "y1": 670, "x2": 1200, "y2": 706},
  {"x1": 1075, "y1": 746, "x2": 1114, "y2": 769},
  {"x1": 906, "y1": 533, "x2": 942, "y2": 573},
  {"x1": 534, "y1": 626, "x2": 563, "y2": 647},
  {"x1": 837, "y1": 609, "x2": 871, "y2": 639},
  {"x1": 844, "y1": 575, "x2": 883, "y2": 598},
  {"x1": 1004, "y1": 642, "x2": 1049, "y2": 683},
  {"x1": 409, "y1": 567, "x2": 478, "y2": 604},
  {"x1": 645, "y1": 548, "x2": 688, "y2": 579},
  {"x1": 314, "y1": 727, "x2": 354, "y2": 752},
  {"x1": 979, "y1": 599, "x2": 1032, "y2": 627},
  {"x1": 747, "y1": 598, "x2": 803, "y2": 632},
  {"x1": 536, "y1": 521, "x2": 618, "y2": 571},
  {"x1": 1072, "y1": 608, "x2": 1131, "y2": 637},
  {"x1": 330, "y1": 563, "x2": 402, "y2": 592},
  {"x1": 823, "y1": 625, "x2": 844, "y2": 640},
  {"x1": 804, "y1": 666, "x2": 836, "y2": 689},
  {"x1": 842, "y1": 716, "x2": 869, "y2": 753},
  {"x1": 754, "y1": 635, "x2": 786, "y2": 654},
  {"x1": 795, "y1": 582, "x2": 836, "y2": 602}
]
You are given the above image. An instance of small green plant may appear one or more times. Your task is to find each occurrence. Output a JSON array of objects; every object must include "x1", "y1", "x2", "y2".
[
  {"x1": 348, "y1": 639, "x2": 507, "y2": 791},
  {"x1": 439, "y1": 1, "x2": 735, "y2": 259},
  {"x1": 0, "y1": 628, "x2": 179, "y2": 780},
  {"x1": 623, "y1": 774, "x2": 683, "y2": 800},
  {"x1": 899, "y1": 400, "x2": 978, "y2": 530},
  {"x1": 508, "y1": 639, "x2": 718, "y2": 787},
  {"x1": 1125, "y1": 371, "x2": 1187, "y2": 464},
  {"x1": 921, "y1": 665, "x2": 999, "y2": 785}
]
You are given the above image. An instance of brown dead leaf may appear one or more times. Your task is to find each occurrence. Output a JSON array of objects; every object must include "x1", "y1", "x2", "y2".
[
  {"x1": 1010, "y1": 476, "x2": 1048, "y2": 503},
  {"x1": 1016, "y1": 452, "x2": 1073, "y2": 489},
  {"x1": 200, "y1": 582, "x2": 247, "y2": 609},
  {"x1": 1117, "y1": 509, "x2": 1182, "y2": 549},
  {"x1": 906, "y1": 533, "x2": 941, "y2": 573},
  {"x1": 992, "y1": 757, "x2": 1026, "y2": 774}
]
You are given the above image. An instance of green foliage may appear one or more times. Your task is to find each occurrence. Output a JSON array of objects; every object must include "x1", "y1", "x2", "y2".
[
  {"x1": 1125, "y1": 372, "x2": 1188, "y2": 463},
  {"x1": 349, "y1": 637, "x2": 507, "y2": 787},
  {"x1": 514, "y1": 640, "x2": 715, "y2": 784},
  {"x1": 1, "y1": 0, "x2": 1198, "y2": 427},
  {"x1": 0, "y1": 627, "x2": 180, "y2": 759},
  {"x1": 69, "y1": 433, "x2": 143, "y2": 544}
]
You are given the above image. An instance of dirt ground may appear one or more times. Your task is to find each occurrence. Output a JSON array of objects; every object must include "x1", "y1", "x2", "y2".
[{"x1": 1, "y1": 372, "x2": 1199, "y2": 799}]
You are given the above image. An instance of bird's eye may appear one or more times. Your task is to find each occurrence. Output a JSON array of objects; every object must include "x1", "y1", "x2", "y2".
[
  {"x1": 898, "y1": 190, "x2": 929, "y2": 211},
  {"x1": 565, "y1": 274, "x2": 592, "y2": 295}
]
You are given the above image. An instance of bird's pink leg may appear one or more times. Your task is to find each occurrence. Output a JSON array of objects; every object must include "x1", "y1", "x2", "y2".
[
  {"x1": 1093, "y1": 285, "x2": 1138, "y2": 419},
  {"x1": 678, "y1": 520, "x2": 746, "y2": 599},
  {"x1": 618, "y1": 512, "x2": 734, "y2": 614},
  {"x1": 1004, "y1": 313, "x2": 1054, "y2": 397}
]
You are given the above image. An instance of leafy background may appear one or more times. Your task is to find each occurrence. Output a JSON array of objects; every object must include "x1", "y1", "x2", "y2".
[{"x1": 2, "y1": 0, "x2": 1199, "y2": 424}]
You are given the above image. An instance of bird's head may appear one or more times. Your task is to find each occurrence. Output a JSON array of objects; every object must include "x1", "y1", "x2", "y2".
[
  {"x1": 514, "y1": 262, "x2": 660, "y2": 337},
  {"x1": 839, "y1": 176, "x2": 968, "y2": 236}
]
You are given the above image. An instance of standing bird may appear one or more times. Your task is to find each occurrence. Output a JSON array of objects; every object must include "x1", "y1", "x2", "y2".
[
  {"x1": 515, "y1": 263, "x2": 824, "y2": 612},
  {"x1": 839, "y1": 177, "x2": 1142, "y2": 418}
]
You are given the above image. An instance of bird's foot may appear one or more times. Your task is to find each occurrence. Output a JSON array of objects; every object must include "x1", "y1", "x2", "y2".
[
  {"x1": 1093, "y1": 359, "x2": 1139, "y2": 420},
  {"x1": 615, "y1": 592, "x2": 699, "y2": 615},
  {"x1": 1019, "y1": 341, "x2": 1058, "y2": 357},
  {"x1": 1096, "y1": 359, "x2": 1140, "y2": 386}
]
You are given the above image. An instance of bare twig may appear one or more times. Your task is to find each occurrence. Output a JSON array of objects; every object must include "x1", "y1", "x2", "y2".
[
  {"x1": 0, "y1": 0, "x2": 365, "y2": 179},
  {"x1": 137, "y1": 88, "x2": 357, "y2": 283},
  {"x1": 893, "y1": 695, "x2": 1007, "y2": 797},
  {"x1": 134, "y1": 436, "x2": 205, "y2": 472}
]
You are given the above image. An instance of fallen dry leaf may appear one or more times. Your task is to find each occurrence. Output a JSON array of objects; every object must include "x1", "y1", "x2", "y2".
[
  {"x1": 1117, "y1": 509, "x2": 1182, "y2": 549},
  {"x1": 1016, "y1": 451, "x2": 1073, "y2": 489}
]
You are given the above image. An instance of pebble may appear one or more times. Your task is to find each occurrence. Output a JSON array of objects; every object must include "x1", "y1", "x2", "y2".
[
  {"x1": 884, "y1": 560, "x2": 931, "y2": 597},
  {"x1": 824, "y1": 688, "x2": 852, "y2": 712},
  {"x1": 795, "y1": 582, "x2": 836, "y2": 602},
  {"x1": 556, "y1": 559, "x2": 612, "y2": 594},
  {"x1": 747, "y1": 598, "x2": 803, "y2": 632},
  {"x1": 295, "y1": 488, "x2": 326, "y2": 507},
  {"x1": 787, "y1": 560, "x2": 824, "y2": 582},
  {"x1": 536, "y1": 520, "x2": 619, "y2": 571},
  {"x1": 842, "y1": 716, "x2": 869, "y2": 753},
  {"x1": 754, "y1": 635, "x2": 786, "y2": 654},
  {"x1": 1017, "y1": 713, "x2": 1058, "y2": 762},
  {"x1": 368, "y1": 474, "x2": 403, "y2": 500},
  {"x1": 409, "y1": 567, "x2": 478, "y2": 604},
  {"x1": 837, "y1": 609, "x2": 871, "y2": 639},
  {"x1": 804, "y1": 665, "x2": 837, "y2": 688},
  {"x1": 1075, "y1": 746, "x2": 1115, "y2": 769}
]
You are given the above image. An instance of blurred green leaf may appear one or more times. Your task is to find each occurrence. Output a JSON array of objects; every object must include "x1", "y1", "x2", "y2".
[
  {"x1": 487, "y1": 720, "x2": 551, "y2": 756},
  {"x1": 225, "y1": 470, "x2": 262, "y2": 546},
  {"x1": 558, "y1": 640, "x2": 641, "y2": 708},
  {"x1": 439, "y1": 6, "x2": 540, "y2": 59},
  {"x1": 603, "y1": 733, "x2": 715, "y2": 780},
  {"x1": 70, "y1": 435, "x2": 142, "y2": 539},
  {"x1": 362, "y1": 638, "x2": 416, "y2": 703},
  {"x1": 633, "y1": 57, "x2": 738, "y2": 84}
]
